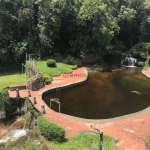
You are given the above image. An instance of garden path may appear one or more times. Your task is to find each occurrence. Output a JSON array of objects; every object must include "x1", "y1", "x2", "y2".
[{"x1": 9, "y1": 67, "x2": 150, "y2": 150}]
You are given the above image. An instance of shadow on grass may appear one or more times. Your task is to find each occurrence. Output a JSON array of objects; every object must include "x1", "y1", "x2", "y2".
[{"x1": 0, "y1": 71, "x2": 23, "y2": 77}]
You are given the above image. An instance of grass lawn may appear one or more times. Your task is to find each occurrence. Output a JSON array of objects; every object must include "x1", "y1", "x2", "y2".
[
  {"x1": 0, "y1": 61, "x2": 76, "y2": 89},
  {"x1": 37, "y1": 60, "x2": 76, "y2": 76},
  {"x1": 49, "y1": 133, "x2": 119, "y2": 150},
  {"x1": 146, "y1": 132, "x2": 150, "y2": 146},
  {"x1": 0, "y1": 72, "x2": 27, "y2": 89},
  {"x1": 1, "y1": 131, "x2": 118, "y2": 150}
]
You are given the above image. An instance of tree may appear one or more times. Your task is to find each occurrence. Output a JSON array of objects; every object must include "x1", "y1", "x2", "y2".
[
  {"x1": 140, "y1": 0, "x2": 150, "y2": 42},
  {"x1": 70, "y1": 0, "x2": 119, "y2": 55},
  {"x1": 116, "y1": 0, "x2": 145, "y2": 49}
]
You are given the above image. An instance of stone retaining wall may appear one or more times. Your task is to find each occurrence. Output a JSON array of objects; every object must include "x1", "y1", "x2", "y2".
[{"x1": 8, "y1": 85, "x2": 27, "y2": 91}]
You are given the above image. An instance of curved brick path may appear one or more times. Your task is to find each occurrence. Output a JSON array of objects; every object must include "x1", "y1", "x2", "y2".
[{"x1": 9, "y1": 67, "x2": 150, "y2": 150}]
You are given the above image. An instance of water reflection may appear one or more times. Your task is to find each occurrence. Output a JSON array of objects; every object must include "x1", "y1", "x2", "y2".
[
  {"x1": 43, "y1": 67, "x2": 150, "y2": 119},
  {"x1": 125, "y1": 67, "x2": 136, "y2": 74}
]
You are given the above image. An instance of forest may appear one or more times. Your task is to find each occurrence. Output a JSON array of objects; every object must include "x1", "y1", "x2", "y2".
[{"x1": 0, "y1": 0, "x2": 150, "y2": 71}]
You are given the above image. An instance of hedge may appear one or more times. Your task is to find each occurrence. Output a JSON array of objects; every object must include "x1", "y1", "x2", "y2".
[
  {"x1": 47, "y1": 59, "x2": 57, "y2": 67},
  {"x1": 37, "y1": 116, "x2": 65, "y2": 142}
]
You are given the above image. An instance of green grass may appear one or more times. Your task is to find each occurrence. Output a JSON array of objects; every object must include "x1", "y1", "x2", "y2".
[
  {"x1": 0, "y1": 72, "x2": 27, "y2": 89},
  {"x1": 37, "y1": 60, "x2": 76, "y2": 76},
  {"x1": 0, "y1": 61, "x2": 76, "y2": 89},
  {"x1": 146, "y1": 132, "x2": 150, "y2": 146},
  {"x1": 49, "y1": 133, "x2": 119, "y2": 150}
]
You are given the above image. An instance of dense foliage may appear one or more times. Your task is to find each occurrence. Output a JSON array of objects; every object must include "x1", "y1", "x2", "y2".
[
  {"x1": 0, "y1": 89, "x2": 10, "y2": 111},
  {"x1": 37, "y1": 116, "x2": 65, "y2": 142},
  {"x1": 0, "y1": 0, "x2": 150, "y2": 70},
  {"x1": 47, "y1": 59, "x2": 57, "y2": 67}
]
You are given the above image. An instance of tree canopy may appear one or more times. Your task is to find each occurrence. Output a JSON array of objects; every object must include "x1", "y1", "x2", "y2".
[{"x1": 0, "y1": 0, "x2": 150, "y2": 70}]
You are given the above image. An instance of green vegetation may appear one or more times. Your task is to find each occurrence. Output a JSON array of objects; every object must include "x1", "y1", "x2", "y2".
[
  {"x1": 0, "y1": 73, "x2": 26, "y2": 89},
  {"x1": 0, "y1": 131, "x2": 118, "y2": 150},
  {"x1": 20, "y1": 141, "x2": 41, "y2": 150},
  {"x1": 37, "y1": 116, "x2": 65, "y2": 142},
  {"x1": 42, "y1": 74, "x2": 52, "y2": 85},
  {"x1": 0, "y1": 131, "x2": 52, "y2": 150},
  {"x1": 0, "y1": 61, "x2": 76, "y2": 89},
  {"x1": 0, "y1": 0, "x2": 150, "y2": 71},
  {"x1": 65, "y1": 55, "x2": 76, "y2": 65},
  {"x1": 47, "y1": 59, "x2": 57, "y2": 67},
  {"x1": 22, "y1": 98, "x2": 40, "y2": 129},
  {"x1": 129, "y1": 42, "x2": 150, "y2": 60},
  {"x1": 146, "y1": 132, "x2": 150, "y2": 147},
  {"x1": 49, "y1": 133, "x2": 119, "y2": 150},
  {"x1": 122, "y1": 76, "x2": 150, "y2": 89},
  {"x1": 0, "y1": 89, "x2": 10, "y2": 110},
  {"x1": 37, "y1": 60, "x2": 76, "y2": 77}
]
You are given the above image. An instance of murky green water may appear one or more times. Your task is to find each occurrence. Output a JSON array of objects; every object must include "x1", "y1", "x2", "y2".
[{"x1": 43, "y1": 67, "x2": 150, "y2": 119}]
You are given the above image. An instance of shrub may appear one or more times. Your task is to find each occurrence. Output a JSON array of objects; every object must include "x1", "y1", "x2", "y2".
[
  {"x1": 37, "y1": 116, "x2": 65, "y2": 142},
  {"x1": 129, "y1": 42, "x2": 150, "y2": 60},
  {"x1": 20, "y1": 140, "x2": 41, "y2": 150},
  {"x1": 53, "y1": 52, "x2": 63, "y2": 62},
  {"x1": 42, "y1": 74, "x2": 52, "y2": 84},
  {"x1": 65, "y1": 55, "x2": 76, "y2": 65},
  {"x1": 47, "y1": 59, "x2": 57, "y2": 67},
  {"x1": 0, "y1": 89, "x2": 10, "y2": 111}
]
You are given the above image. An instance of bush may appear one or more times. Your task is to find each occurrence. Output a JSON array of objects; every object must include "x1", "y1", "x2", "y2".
[
  {"x1": 0, "y1": 89, "x2": 10, "y2": 111},
  {"x1": 129, "y1": 42, "x2": 150, "y2": 60},
  {"x1": 47, "y1": 59, "x2": 57, "y2": 67},
  {"x1": 20, "y1": 141, "x2": 41, "y2": 150},
  {"x1": 53, "y1": 52, "x2": 63, "y2": 62},
  {"x1": 37, "y1": 116, "x2": 65, "y2": 142},
  {"x1": 65, "y1": 55, "x2": 76, "y2": 65},
  {"x1": 42, "y1": 74, "x2": 52, "y2": 84}
]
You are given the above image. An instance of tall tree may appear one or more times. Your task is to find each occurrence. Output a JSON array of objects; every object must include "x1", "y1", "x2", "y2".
[
  {"x1": 117, "y1": 0, "x2": 145, "y2": 49},
  {"x1": 70, "y1": 0, "x2": 119, "y2": 55},
  {"x1": 140, "y1": 0, "x2": 150, "y2": 42}
]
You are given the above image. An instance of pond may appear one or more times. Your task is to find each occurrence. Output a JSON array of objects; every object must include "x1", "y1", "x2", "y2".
[{"x1": 43, "y1": 67, "x2": 150, "y2": 119}]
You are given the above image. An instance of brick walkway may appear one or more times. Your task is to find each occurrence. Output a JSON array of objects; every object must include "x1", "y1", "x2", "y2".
[{"x1": 9, "y1": 67, "x2": 150, "y2": 150}]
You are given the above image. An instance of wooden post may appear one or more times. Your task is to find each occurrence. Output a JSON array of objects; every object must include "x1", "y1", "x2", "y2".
[
  {"x1": 58, "y1": 102, "x2": 60, "y2": 112},
  {"x1": 100, "y1": 131, "x2": 103, "y2": 142},
  {"x1": 41, "y1": 105, "x2": 46, "y2": 114},
  {"x1": 33, "y1": 97, "x2": 37, "y2": 105},
  {"x1": 100, "y1": 141, "x2": 103, "y2": 150},
  {"x1": 16, "y1": 88, "x2": 20, "y2": 98},
  {"x1": 50, "y1": 99, "x2": 52, "y2": 108},
  {"x1": 99, "y1": 131, "x2": 103, "y2": 150},
  {"x1": 28, "y1": 90, "x2": 31, "y2": 97}
]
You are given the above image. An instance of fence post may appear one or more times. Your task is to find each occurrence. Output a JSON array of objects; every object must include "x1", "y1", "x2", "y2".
[
  {"x1": 28, "y1": 90, "x2": 31, "y2": 97},
  {"x1": 41, "y1": 105, "x2": 46, "y2": 115},
  {"x1": 33, "y1": 97, "x2": 37, "y2": 105},
  {"x1": 99, "y1": 131, "x2": 103, "y2": 150},
  {"x1": 16, "y1": 88, "x2": 20, "y2": 98},
  {"x1": 100, "y1": 141, "x2": 103, "y2": 150}
]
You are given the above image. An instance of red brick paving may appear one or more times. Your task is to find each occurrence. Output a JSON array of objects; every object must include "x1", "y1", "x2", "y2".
[{"x1": 9, "y1": 67, "x2": 150, "y2": 150}]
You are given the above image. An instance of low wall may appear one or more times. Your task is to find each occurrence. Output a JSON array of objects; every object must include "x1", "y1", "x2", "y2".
[{"x1": 8, "y1": 85, "x2": 27, "y2": 91}]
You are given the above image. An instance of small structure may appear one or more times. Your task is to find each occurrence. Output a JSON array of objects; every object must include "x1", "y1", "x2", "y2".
[{"x1": 50, "y1": 98, "x2": 61, "y2": 112}]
